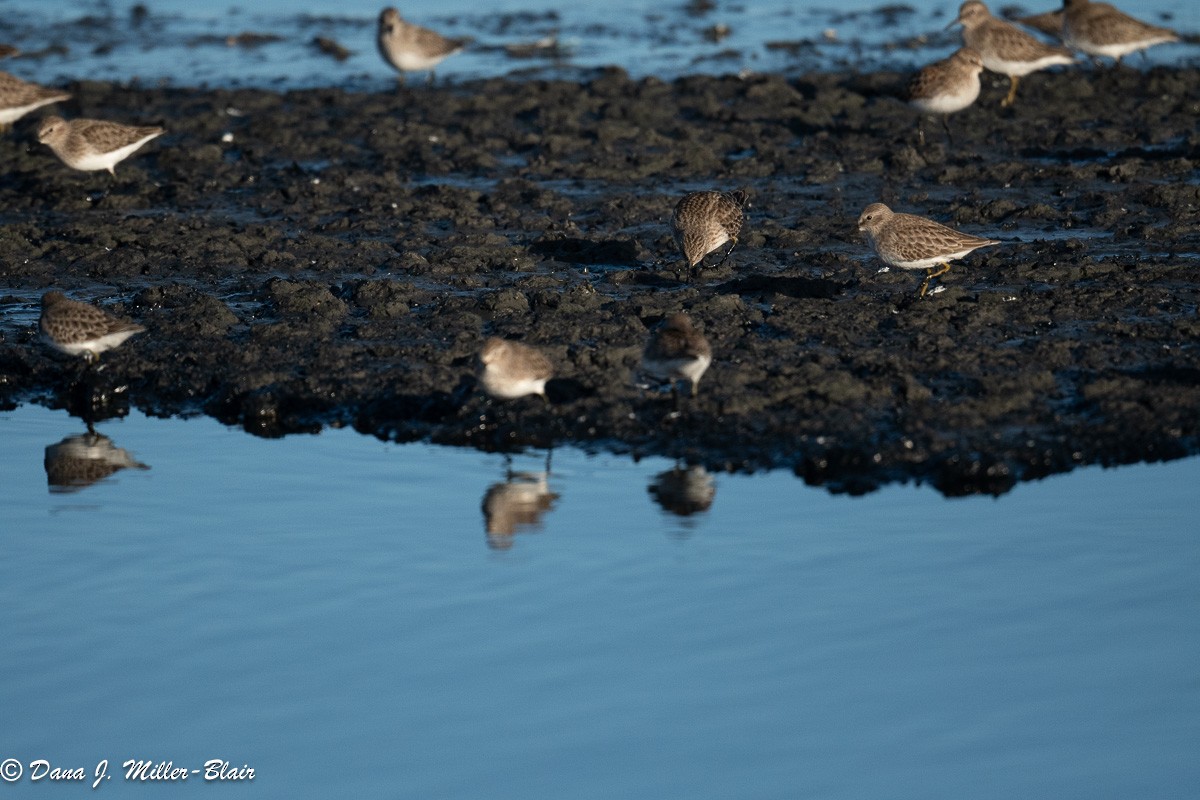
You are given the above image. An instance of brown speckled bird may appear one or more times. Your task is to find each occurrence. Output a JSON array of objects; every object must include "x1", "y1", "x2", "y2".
[
  {"x1": 0, "y1": 71, "x2": 69, "y2": 131},
  {"x1": 37, "y1": 115, "x2": 164, "y2": 175},
  {"x1": 377, "y1": 7, "x2": 468, "y2": 83},
  {"x1": 1062, "y1": 0, "x2": 1179, "y2": 64},
  {"x1": 906, "y1": 48, "x2": 984, "y2": 145},
  {"x1": 39, "y1": 291, "x2": 146, "y2": 364},
  {"x1": 641, "y1": 312, "x2": 712, "y2": 398},
  {"x1": 478, "y1": 337, "x2": 553, "y2": 401},
  {"x1": 1016, "y1": 9, "x2": 1065, "y2": 40},
  {"x1": 951, "y1": 1, "x2": 1074, "y2": 107},
  {"x1": 671, "y1": 190, "x2": 748, "y2": 279},
  {"x1": 857, "y1": 203, "x2": 999, "y2": 298}
]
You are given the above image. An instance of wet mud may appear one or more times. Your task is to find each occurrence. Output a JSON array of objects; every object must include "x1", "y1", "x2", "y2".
[{"x1": 1, "y1": 66, "x2": 1198, "y2": 495}]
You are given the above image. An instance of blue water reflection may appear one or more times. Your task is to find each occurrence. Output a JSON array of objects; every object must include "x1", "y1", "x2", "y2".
[{"x1": 2, "y1": 405, "x2": 1198, "y2": 798}]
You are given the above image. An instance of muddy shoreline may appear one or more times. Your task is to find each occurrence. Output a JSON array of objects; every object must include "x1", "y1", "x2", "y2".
[{"x1": 1, "y1": 66, "x2": 1198, "y2": 495}]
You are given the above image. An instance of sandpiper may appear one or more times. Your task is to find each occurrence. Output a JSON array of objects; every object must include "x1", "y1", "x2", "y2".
[
  {"x1": 377, "y1": 7, "x2": 468, "y2": 83},
  {"x1": 671, "y1": 189, "x2": 748, "y2": 279},
  {"x1": 857, "y1": 203, "x2": 1000, "y2": 298},
  {"x1": 950, "y1": 1, "x2": 1074, "y2": 107},
  {"x1": 0, "y1": 71, "x2": 70, "y2": 132},
  {"x1": 1062, "y1": 0, "x2": 1179, "y2": 64},
  {"x1": 641, "y1": 312, "x2": 712, "y2": 398},
  {"x1": 906, "y1": 47, "x2": 984, "y2": 144},
  {"x1": 39, "y1": 291, "x2": 146, "y2": 364},
  {"x1": 1016, "y1": 9, "x2": 1065, "y2": 40},
  {"x1": 37, "y1": 115, "x2": 164, "y2": 175},
  {"x1": 478, "y1": 337, "x2": 553, "y2": 401}
]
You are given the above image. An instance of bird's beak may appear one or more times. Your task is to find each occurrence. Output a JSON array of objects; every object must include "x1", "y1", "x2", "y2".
[{"x1": 944, "y1": 16, "x2": 962, "y2": 30}]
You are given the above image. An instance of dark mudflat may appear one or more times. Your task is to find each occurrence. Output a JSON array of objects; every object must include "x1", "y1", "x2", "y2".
[{"x1": 1, "y1": 66, "x2": 1197, "y2": 495}]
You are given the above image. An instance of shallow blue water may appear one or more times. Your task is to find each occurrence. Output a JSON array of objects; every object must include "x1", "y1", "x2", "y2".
[
  {"x1": 2, "y1": 403, "x2": 1198, "y2": 797},
  {"x1": 1, "y1": 0, "x2": 1196, "y2": 89}
]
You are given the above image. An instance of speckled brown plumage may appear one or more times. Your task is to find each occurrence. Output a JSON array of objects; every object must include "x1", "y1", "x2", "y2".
[
  {"x1": 378, "y1": 7, "x2": 467, "y2": 80},
  {"x1": 671, "y1": 190, "x2": 748, "y2": 274},
  {"x1": 1017, "y1": 9, "x2": 1065, "y2": 40},
  {"x1": 37, "y1": 115, "x2": 164, "y2": 175},
  {"x1": 907, "y1": 48, "x2": 984, "y2": 115},
  {"x1": 39, "y1": 291, "x2": 146, "y2": 363},
  {"x1": 953, "y1": 1, "x2": 1074, "y2": 107},
  {"x1": 0, "y1": 71, "x2": 69, "y2": 129},
  {"x1": 1062, "y1": 0, "x2": 1179, "y2": 63},
  {"x1": 478, "y1": 337, "x2": 553, "y2": 400},
  {"x1": 641, "y1": 312, "x2": 713, "y2": 397},
  {"x1": 857, "y1": 203, "x2": 1000, "y2": 297}
]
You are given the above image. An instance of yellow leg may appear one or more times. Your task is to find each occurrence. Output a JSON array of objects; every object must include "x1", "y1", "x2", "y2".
[
  {"x1": 1001, "y1": 76, "x2": 1020, "y2": 108},
  {"x1": 918, "y1": 262, "x2": 951, "y2": 298}
]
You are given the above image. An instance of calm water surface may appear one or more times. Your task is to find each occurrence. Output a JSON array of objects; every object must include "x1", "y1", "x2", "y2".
[
  {"x1": 2, "y1": 403, "x2": 1198, "y2": 798},
  {"x1": 1, "y1": 0, "x2": 1196, "y2": 89}
]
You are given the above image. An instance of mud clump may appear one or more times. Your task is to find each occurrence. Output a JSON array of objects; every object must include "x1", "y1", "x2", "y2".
[{"x1": 1, "y1": 66, "x2": 1198, "y2": 495}]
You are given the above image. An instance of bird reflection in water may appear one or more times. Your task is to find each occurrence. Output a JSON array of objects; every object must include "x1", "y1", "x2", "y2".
[
  {"x1": 482, "y1": 452, "x2": 559, "y2": 550},
  {"x1": 648, "y1": 463, "x2": 716, "y2": 517},
  {"x1": 44, "y1": 430, "x2": 150, "y2": 493}
]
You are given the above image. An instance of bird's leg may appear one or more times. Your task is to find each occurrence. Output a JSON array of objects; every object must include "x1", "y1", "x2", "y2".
[
  {"x1": 941, "y1": 115, "x2": 954, "y2": 146},
  {"x1": 713, "y1": 237, "x2": 738, "y2": 269},
  {"x1": 1001, "y1": 75, "x2": 1020, "y2": 108},
  {"x1": 426, "y1": 70, "x2": 436, "y2": 87},
  {"x1": 690, "y1": 378, "x2": 699, "y2": 399},
  {"x1": 919, "y1": 261, "x2": 952, "y2": 297},
  {"x1": 544, "y1": 448, "x2": 553, "y2": 474},
  {"x1": 917, "y1": 119, "x2": 926, "y2": 149},
  {"x1": 918, "y1": 270, "x2": 933, "y2": 298}
]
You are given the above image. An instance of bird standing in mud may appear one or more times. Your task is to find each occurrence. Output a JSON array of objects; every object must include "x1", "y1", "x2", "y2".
[
  {"x1": 670, "y1": 190, "x2": 748, "y2": 281},
  {"x1": 949, "y1": 1, "x2": 1075, "y2": 107},
  {"x1": 857, "y1": 203, "x2": 999, "y2": 298},
  {"x1": 37, "y1": 115, "x2": 164, "y2": 176},
  {"x1": 477, "y1": 337, "x2": 554, "y2": 402},
  {"x1": 39, "y1": 291, "x2": 146, "y2": 364},
  {"x1": 906, "y1": 47, "x2": 984, "y2": 145},
  {"x1": 1061, "y1": 0, "x2": 1180, "y2": 64},
  {"x1": 0, "y1": 71, "x2": 70, "y2": 132},
  {"x1": 641, "y1": 312, "x2": 712, "y2": 399},
  {"x1": 377, "y1": 7, "x2": 468, "y2": 84}
]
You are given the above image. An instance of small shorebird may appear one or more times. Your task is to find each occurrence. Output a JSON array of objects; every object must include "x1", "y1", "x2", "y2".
[
  {"x1": 0, "y1": 71, "x2": 69, "y2": 132},
  {"x1": 37, "y1": 115, "x2": 164, "y2": 175},
  {"x1": 641, "y1": 312, "x2": 712, "y2": 398},
  {"x1": 671, "y1": 189, "x2": 748, "y2": 280},
  {"x1": 950, "y1": 1, "x2": 1074, "y2": 107},
  {"x1": 1061, "y1": 0, "x2": 1180, "y2": 64},
  {"x1": 857, "y1": 203, "x2": 1000, "y2": 298},
  {"x1": 39, "y1": 291, "x2": 146, "y2": 364},
  {"x1": 1016, "y1": 9, "x2": 1065, "y2": 40},
  {"x1": 478, "y1": 337, "x2": 553, "y2": 401},
  {"x1": 377, "y1": 7, "x2": 468, "y2": 84},
  {"x1": 906, "y1": 47, "x2": 984, "y2": 145}
]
